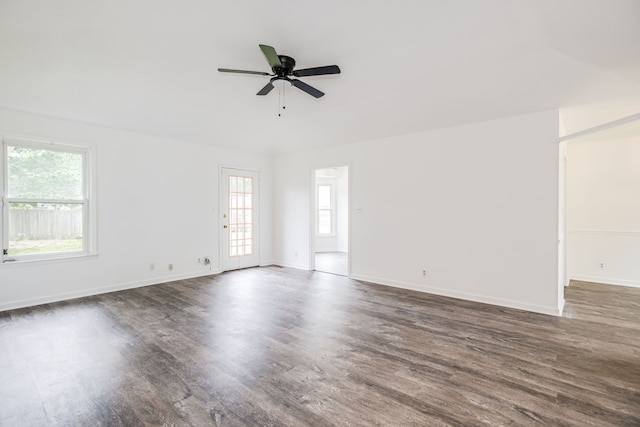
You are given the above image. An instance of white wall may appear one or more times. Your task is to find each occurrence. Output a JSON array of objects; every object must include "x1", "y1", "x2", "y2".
[
  {"x1": 274, "y1": 110, "x2": 561, "y2": 315},
  {"x1": 567, "y1": 136, "x2": 640, "y2": 287},
  {"x1": 1, "y1": 108, "x2": 562, "y2": 315},
  {"x1": 0, "y1": 108, "x2": 272, "y2": 311}
]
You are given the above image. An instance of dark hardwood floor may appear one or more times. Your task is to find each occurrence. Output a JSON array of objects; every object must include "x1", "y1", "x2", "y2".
[{"x1": 0, "y1": 268, "x2": 639, "y2": 426}]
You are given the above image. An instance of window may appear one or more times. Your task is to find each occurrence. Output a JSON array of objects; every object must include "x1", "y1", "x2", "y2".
[
  {"x1": 2, "y1": 138, "x2": 93, "y2": 262},
  {"x1": 228, "y1": 175, "x2": 254, "y2": 257},
  {"x1": 317, "y1": 183, "x2": 333, "y2": 235}
]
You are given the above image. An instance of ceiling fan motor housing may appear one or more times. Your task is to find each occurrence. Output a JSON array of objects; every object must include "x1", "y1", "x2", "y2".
[{"x1": 274, "y1": 55, "x2": 296, "y2": 77}]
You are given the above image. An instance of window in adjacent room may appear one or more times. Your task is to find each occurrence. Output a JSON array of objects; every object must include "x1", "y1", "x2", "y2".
[
  {"x1": 1, "y1": 138, "x2": 94, "y2": 261},
  {"x1": 317, "y1": 183, "x2": 333, "y2": 236}
]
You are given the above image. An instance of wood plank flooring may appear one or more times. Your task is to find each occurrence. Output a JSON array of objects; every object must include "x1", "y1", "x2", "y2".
[
  {"x1": 0, "y1": 268, "x2": 639, "y2": 426},
  {"x1": 314, "y1": 252, "x2": 348, "y2": 276}
]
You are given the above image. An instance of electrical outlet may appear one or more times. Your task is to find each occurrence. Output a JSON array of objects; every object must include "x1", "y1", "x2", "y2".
[
  {"x1": 197, "y1": 258, "x2": 201, "y2": 263},
  {"x1": 422, "y1": 269, "x2": 427, "y2": 277},
  {"x1": 150, "y1": 263, "x2": 156, "y2": 271},
  {"x1": 168, "y1": 263, "x2": 174, "y2": 271},
  {"x1": 599, "y1": 262, "x2": 605, "y2": 269}
]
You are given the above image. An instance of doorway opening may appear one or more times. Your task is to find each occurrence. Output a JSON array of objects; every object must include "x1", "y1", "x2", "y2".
[
  {"x1": 561, "y1": 116, "x2": 640, "y2": 290},
  {"x1": 313, "y1": 166, "x2": 349, "y2": 276}
]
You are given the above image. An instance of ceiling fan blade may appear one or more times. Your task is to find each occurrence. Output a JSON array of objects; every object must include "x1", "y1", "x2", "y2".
[
  {"x1": 292, "y1": 79, "x2": 324, "y2": 98},
  {"x1": 218, "y1": 68, "x2": 271, "y2": 76},
  {"x1": 293, "y1": 65, "x2": 341, "y2": 77},
  {"x1": 257, "y1": 82, "x2": 274, "y2": 96},
  {"x1": 259, "y1": 44, "x2": 282, "y2": 69}
]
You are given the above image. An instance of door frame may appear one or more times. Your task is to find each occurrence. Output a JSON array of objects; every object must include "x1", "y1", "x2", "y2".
[
  {"x1": 219, "y1": 166, "x2": 261, "y2": 271},
  {"x1": 309, "y1": 165, "x2": 351, "y2": 276}
]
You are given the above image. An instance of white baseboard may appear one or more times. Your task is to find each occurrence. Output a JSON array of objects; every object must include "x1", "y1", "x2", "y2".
[
  {"x1": 260, "y1": 260, "x2": 276, "y2": 267},
  {"x1": 7, "y1": 265, "x2": 565, "y2": 316},
  {"x1": 350, "y1": 274, "x2": 562, "y2": 316},
  {"x1": 272, "y1": 260, "x2": 311, "y2": 270},
  {"x1": 0, "y1": 269, "x2": 222, "y2": 312},
  {"x1": 569, "y1": 275, "x2": 640, "y2": 288}
]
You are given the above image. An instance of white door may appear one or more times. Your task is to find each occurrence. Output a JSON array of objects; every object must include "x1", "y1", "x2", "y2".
[{"x1": 221, "y1": 168, "x2": 260, "y2": 271}]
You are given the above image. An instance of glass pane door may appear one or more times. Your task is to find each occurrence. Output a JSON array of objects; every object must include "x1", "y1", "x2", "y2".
[
  {"x1": 221, "y1": 168, "x2": 260, "y2": 271},
  {"x1": 228, "y1": 175, "x2": 253, "y2": 257}
]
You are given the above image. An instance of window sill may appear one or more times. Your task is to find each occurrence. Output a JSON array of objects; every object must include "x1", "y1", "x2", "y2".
[{"x1": 1, "y1": 252, "x2": 98, "y2": 268}]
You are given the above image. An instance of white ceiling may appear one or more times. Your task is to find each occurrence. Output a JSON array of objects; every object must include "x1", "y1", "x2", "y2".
[{"x1": 1, "y1": 0, "x2": 639, "y2": 154}]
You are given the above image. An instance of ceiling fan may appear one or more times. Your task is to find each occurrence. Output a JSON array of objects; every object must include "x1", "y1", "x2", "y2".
[{"x1": 218, "y1": 44, "x2": 341, "y2": 98}]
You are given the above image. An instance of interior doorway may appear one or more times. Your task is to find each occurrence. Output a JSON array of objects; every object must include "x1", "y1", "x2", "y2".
[
  {"x1": 313, "y1": 166, "x2": 349, "y2": 276},
  {"x1": 560, "y1": 113, "x2": 640, "y2": 293}
]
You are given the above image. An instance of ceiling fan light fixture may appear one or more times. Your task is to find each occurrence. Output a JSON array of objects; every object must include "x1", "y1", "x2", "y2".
[{"x1": 272, "y1": 78, "x2": 292, "y2": 90}]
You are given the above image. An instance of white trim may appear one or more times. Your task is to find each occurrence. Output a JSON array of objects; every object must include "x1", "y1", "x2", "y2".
[
  {"x1": 229, "y1": 262, "x2": 562, "y2": 316},
  {"x1": 558, "y1": 298, "x2": 565, "y2": 316},
  {"x1": 568, "y1": 229, "x2": 640, "y2": 237},
  {"x1": 273, "y1": 260, "x2": 311, "y2": 271},
  {"x1": 347, "y1": 165, "x2": 351, "y2": 277},
  {"x1": 1, "y1": 138, "x2": 6, "y2": 259},
  {"x1": 1, "y1": 251, "x2": 92, "y2": 265},
  {"x1": 86, "y1": 144, "x2": 97, "y2": 255},
  {"x1": 259, "y1": 260, "x2": 277, "y2": 267},
  {"x1": 349, "y1": 273, "x2": 562, "y2": 316},
  {"x1": 309, "y1": 168, "x2": 316, "y2": 270},
  {"x1": 6, "y1": 198, "x2": 85, "y2": 204},
  {"x1": 219, "y1": 166, "x2": 261, "y2": 271},
  {"x1": 2, "y1": 136, "x2": 91, "y2": 153},
  {"x1": 1, "y1": 137, "x2": 96, "y2": 261},
  {"x1": 570, "y1": 275, "x2": 640, "y2": 289},
  {"x1": 558, "y1": 112, "x2": 640, "y2": 142},
  {"x1": 0, "y1": 269, "x2": 222, "y2": 312}
]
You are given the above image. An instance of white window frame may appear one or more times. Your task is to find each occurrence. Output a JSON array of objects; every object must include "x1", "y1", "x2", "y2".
[
  {"x1": 316, "y1": 182, "x2": 335, "y2": 236},
  {"x1": 1, "y1": 136, "x2": 96, "y2": 263}
]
